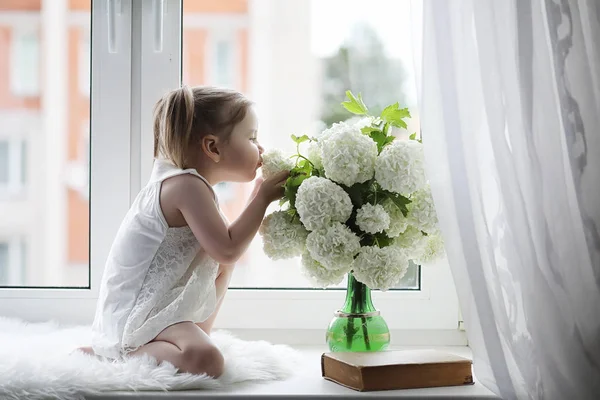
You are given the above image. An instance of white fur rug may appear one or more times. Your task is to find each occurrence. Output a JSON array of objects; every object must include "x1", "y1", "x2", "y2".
[{"x1": 0, "y1": 317, "x2": 302, "y2": 400}]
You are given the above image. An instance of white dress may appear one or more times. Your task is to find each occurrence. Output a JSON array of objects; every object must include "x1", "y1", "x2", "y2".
[{"x1": 91, "y1": 159, "x2": 221, "y2": 359}]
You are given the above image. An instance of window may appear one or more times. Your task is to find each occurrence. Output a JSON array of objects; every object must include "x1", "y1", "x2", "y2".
[
  {"x1": 212, "y1": 36, "x2": 235, "y2": 88},
  {"x1": 182, "y1": 0, "x2": 423, "y2": 291},
  {"x1": 20, "y1": 140, "x2": 26, "y2": 185},
  {"x1": 0, "y1": 138, "x2": 26, "y2": 196},
  {"x1": 10, "y1": 29, "x2": 40, "y2": 97},
  {"x1": 178, "y1": 0, "x2": 459, "y2": 335},
  {"x1": 79, "y1": 32, "x2": 90, "y2": 97},
  {"x1": 0, "y1": 142, "x2": 8, "y2": 185},
  {"x1": 65, "y1": 122, "x2": 90, "y2": 199},
  {"x1": 1, "y1": 1, "x2": 461, "y2": 344},
  {"x1": 0, "y1": 239, "x2": 26, "y2": 286},
  {"x1": 0, "y1": 3, "x2": 94, "y2": 288},
  {"x1": 0, "y1": 243, "x2": 8, "y2": 284}
]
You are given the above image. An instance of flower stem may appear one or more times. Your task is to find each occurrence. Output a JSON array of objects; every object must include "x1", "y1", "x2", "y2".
[
  {"x1": 361, "y1": 316, "x2": 371, "y2": 351},
  {"x1": 345, "y1": 275, "x2": 372, "y2": 351},
  {"x1": 294, "y1": 154, "x2": 315, "y2": 168},
  {"x1": 356, "y1": 281, "x2": 371, "y2": 351}
]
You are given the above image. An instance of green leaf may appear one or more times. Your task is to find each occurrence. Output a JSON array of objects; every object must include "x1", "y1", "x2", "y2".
[
  {"x1": 380, "y1": 103, "x2": 410, "y2": 129},
  {"x1": 361, "y1": 126, "x2": 379, "y2": 135},
  {"x1": 291, "y1": 134, "x2": 310, "y2": 144},
  {"x1": 363, "y1": 127, "x2": 395, "y2": 153},
  {"x1": 384, "y1": 190, "x2": 412, "y2": 217},
  {"x1": 290, "y1": 174, "x2": 308, "y2": 187},
  {"x1": 344, "y1": 181, "x2": 371, "y2": 208},
  {"x1": 409, "y1": 132, "x2": 423, "y2": 143},
  {"x1": 369, "y1": 130, "x2": 388, "y2": 153},
  {"x1": 373, "y1": 232, "x2": 393, "y2": 248},
  {"x1": 279, "y1": 198, "x2": 289, "y2": 207},
  {"x1": 341, "y1": 90, "x2": 369, "y2": 115},
  {"x1": 283, "y1": 168, "x2": 311, "y2": 209}
]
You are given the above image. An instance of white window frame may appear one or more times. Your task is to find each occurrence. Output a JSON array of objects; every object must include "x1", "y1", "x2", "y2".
[{"x1": 0, "y1": 0, "x2": 463, "y2": 346}]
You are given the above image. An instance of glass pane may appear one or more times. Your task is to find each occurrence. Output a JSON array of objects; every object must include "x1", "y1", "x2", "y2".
[
  {"x1": 20, "y1": 140, "x2": 26, "y2": 184},
  {"x1": 10, "y1": 30, "x2": 39, "y2": 97},
  {"x1": 0, "y1": 141, "x2": 8, "y2": 184},
  {"x1": 0, "y1": 242, "x2": 8, "y2": 283},
  {"x1": 0, "y1": 1, "x2": 91, "y2": 287},
  {"x1": 182, "y1": 0, "x2": 421, "y2": 290}
]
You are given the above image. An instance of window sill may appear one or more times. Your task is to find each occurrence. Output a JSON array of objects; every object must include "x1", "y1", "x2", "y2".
[{"x1": 85, "y1": 346, "x2": 499, "y2": 399}]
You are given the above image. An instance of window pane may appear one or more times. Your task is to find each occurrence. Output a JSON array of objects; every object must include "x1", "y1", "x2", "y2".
[
  {"x1": 182, "y1": 0, "x2": 420, "y2": 290},
  {"x1": 0, "y1": 141, "x2": 8, "y2": 184},
  {"x1": 0, "y1": 1, "x2": 91, "y2": 287},
  {"x1": 0, "y1": 242, "x2": 8, "y2": 284},
  {"x1": 20, "y1": 140, "x2": 26, "y2": 184},
  {"x1": 214, "y1": 38, "x2": 234, "y2": 87},
  {"x1": 10, "y1": 30, "x2": 39, "y2": 97}
]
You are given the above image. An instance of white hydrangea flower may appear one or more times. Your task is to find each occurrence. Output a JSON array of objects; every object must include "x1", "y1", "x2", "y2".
[
  {"x1": 314, "y1": 121, "x2": 348, "y2": 141},
  {"x1": 392, "y1": 225, "x2": 428, "y2": 260},
  {"x1": 305, "y1": 141, "x2": 323, "y2": 171},
  {"x1": 415, "y1": 231, "x2": 445, "y2": 264},
  {"x1": 352, "y1": 246, "x2": 410, "y2": 291},
  {"x1": 375, "y1": 140, "x2": 427, "y2": 195},
  {"x1": 300, "y1": 252, "x2": 349, "y2": 288},
  {"x1": 320, "y1": 122, "x2": 378, "y2": 186},
  {"x1": 295, "y1": 176, "x2": 353, "y2": 231},
  {"x1": 408, "y1": 185, "x2": 439, "y2": 234},
  {"x1": 306, "y1": 223, "x2": 361, "y2": 270},
  {"x1": 356, "y1": 203, "x2": 390, "y2": 234},
  {"x1": 352, "y1": 116, "x2": 374, "y2": 130},
  {"x1": 260, "y1": 148, "x2": 294, "y2": 179},
  {"x1": 382, "y1": 199, "x2": 409, "y2": 237},
  {"x1": 259, "y1": 211, "x2": 309, "y2": 260}
]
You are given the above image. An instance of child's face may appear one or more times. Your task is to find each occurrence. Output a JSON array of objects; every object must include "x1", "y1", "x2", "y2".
[{"x1": 219, "y1": 106, "x2": 264, "y2": 182}]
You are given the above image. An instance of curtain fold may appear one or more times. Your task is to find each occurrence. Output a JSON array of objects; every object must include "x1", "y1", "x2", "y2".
[{"x1": 418, "y1": 0, "x2": 600, "y2": 398}]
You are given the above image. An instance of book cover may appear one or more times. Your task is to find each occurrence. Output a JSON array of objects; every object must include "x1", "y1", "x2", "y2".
[{"x1": 321, "y1": 349, "x2": 474, "y2": 392}]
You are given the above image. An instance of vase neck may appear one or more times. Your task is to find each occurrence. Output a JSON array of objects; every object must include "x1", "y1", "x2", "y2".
[{"x1": 341, "y1": 273, "x2": 377, "y2": 314}]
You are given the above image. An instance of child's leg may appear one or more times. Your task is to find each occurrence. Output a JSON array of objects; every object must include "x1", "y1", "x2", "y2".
[
  {"x1": 75, "y1": 264, "x2": 234, "y2": 363},
  {"x1": 196, "y1": 263, "x2": 234, "y2": 335},
  {"x1": 129, "y1": 321, "x2": 224, "y2": 377}
]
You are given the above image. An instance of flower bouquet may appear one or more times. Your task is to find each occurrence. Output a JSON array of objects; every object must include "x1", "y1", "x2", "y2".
[{"x1": 258, "y1": 91, "x2": 445, "y2": 351}]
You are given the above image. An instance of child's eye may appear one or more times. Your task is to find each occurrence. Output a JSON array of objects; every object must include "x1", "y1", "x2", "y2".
[{"x1": 250, "y1": 137, "x2": 258, "y2": 142}]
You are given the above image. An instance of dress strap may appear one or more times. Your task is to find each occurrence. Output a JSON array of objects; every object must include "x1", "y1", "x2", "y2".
[{"x1": 150, "y1": 158, "x2": 217, "y2": 201}]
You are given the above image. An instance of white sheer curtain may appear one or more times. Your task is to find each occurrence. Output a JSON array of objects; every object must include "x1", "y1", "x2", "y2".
[{"x1": 416, "y1": 0, "x2": 600, "y2": 398}]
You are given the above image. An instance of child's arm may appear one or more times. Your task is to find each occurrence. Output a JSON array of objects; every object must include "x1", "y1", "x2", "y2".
[{"x1": 173, "y1": 171, "x2": 289, "y2": 264}]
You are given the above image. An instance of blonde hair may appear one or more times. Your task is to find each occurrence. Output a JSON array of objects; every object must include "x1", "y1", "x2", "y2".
[{"x1": 153, "y1": 85, "x2": 253, "y2": 169}]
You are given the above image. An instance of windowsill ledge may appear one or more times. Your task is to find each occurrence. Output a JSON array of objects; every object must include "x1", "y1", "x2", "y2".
[{"x1": 85, "y1": 346, "x2": 500, "y2": 399}]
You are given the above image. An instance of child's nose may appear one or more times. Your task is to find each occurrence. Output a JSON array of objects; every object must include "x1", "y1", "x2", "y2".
[{"x1": 258, "y1": 144, "x2": 265, "y2": 154}]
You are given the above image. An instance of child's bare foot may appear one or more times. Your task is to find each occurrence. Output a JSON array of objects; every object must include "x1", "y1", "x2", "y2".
[{"x1": 73, "y1": 346, "x2": 96, "y2": 356}]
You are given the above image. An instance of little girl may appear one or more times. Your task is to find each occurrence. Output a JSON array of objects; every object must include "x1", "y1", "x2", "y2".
[{"x1": 77, "y1": 86, "x2": 289, "y2": 378}]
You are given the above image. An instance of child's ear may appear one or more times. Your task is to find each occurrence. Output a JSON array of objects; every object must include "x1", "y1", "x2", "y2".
[{"x1": 201, "y1": 134, "x2": 221, "y2": 163}]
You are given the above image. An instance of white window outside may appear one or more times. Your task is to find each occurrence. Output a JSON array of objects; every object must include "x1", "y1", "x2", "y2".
[
  {"x1": 10, "y1": 29, "x2": 40, "y2": 97},
  {"x1": 0, "y1": 1, "x2": 463, "y2": 346}
]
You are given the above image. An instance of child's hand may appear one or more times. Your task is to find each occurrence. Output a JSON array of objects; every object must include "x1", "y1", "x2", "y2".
[{"x1": 257, "y1": 170, "x2": 289, "y2": 204}]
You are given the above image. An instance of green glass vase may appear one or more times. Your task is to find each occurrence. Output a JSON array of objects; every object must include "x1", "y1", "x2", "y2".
[{"x1": 325, "y1": 273, "x2": 391, "y2": 352}]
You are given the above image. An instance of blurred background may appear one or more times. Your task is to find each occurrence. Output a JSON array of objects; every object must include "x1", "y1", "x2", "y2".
[{"x1": 0, "y1": 0, "x2": 421, "y2": 289}]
